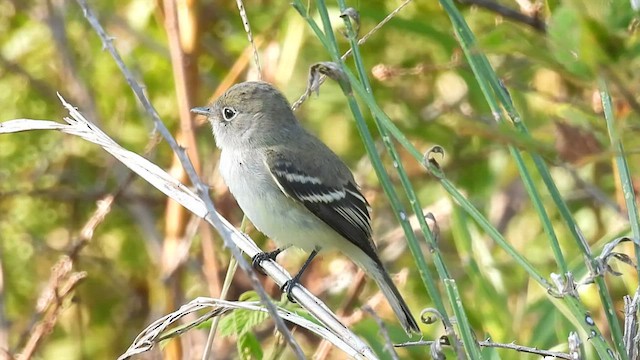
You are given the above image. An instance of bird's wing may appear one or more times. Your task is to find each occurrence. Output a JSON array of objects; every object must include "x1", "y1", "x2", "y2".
[{"x1": 264, "y1": 148, "x2": 376, "y2": 257}]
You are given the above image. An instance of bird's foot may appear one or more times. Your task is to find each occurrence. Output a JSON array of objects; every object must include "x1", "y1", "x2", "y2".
[
  {"x1": 281, "y1": 279, "x2": 298, "y2": 303},
  {"x1": 251, "y1": 248, "x2": 283, "y2": 276}
]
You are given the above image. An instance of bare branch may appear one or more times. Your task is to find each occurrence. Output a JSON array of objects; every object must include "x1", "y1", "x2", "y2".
[
  {"x1": 235, "y1": 0, "x2": 262, "y2": 79},
  {"x1": 16, "y1": 257, "x2": 86, "y2": 360},
  {"x1": 118, "y1": 297, "x2": 366, "y2": 360},
  {"x1": 397, "y1": 337, "x2": 573, "y2": 359}
]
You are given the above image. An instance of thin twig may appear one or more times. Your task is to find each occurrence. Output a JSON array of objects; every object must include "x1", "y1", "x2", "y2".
[
  {"x1": 15, "y1": 190, "x2": 118, "y2": 359},
  {"x1": 202, "y1": 218, "x2": 244, "y2": 359},
  {"x1": 17, "y1": 257, "x2": 87, "y2": 360},
  {"x1": 478, "y1": 339, "x2": 572, "y2": 359},
  {"x1": 363, "y1": 306, "x2": 400, "y2": 360},
  {"x1": 396, "y1": 338, "x2": 573, "y2": 359},
  {"x1": 314, "y1": 270, "x2": 366, "y2": 360},
  {"x1": 236, "y1": 0, "x2": 262, "y2": 79},
  {"x1": 67, "y1": 194, "x2": 116, "y2": 259},
  {"x1": 202, "y1": 258, "x2": 238, "y2": 359}
]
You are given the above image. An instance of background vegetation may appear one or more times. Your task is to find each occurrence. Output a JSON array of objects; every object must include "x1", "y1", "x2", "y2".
[{"x1": 0, "y1": 0, "x2": 639, "y2": 359}]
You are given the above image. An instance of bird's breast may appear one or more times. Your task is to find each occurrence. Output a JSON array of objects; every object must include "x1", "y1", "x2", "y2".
[{"x1": 218, "y1": 149, "x2": 330, "y2": 251}]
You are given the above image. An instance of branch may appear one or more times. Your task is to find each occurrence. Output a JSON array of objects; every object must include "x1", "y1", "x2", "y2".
[
  {"x1": 16, "y1": 257, "x2": 86, "y2": 360},
  {"x1": 397, "y1": 337, "x2": 573, "y2": 359},
  {"x1": 117, "y1": 297, "x2": 365, "y2": 360}
]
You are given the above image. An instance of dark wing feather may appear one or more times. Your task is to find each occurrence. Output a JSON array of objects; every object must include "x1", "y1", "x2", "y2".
[{"x1": 266, "y1": 158, "x2": 376, "y2": 258}]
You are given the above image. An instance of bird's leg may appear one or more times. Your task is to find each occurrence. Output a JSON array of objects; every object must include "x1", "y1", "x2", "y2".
[
  {"x1": 251, "y1": 246, "x2": 288, "y2": 275},
  {"x1": 282, "y1": 248, "x2": 319, "y2": 303}
]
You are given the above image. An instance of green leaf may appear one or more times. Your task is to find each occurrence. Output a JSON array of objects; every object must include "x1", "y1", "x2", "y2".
[
  {"x1": 219, "y1": 307, "x2": 270, "y2": 337},
  {"x1": 547, "y1": 5, "x2": 594, "y2": 78},
  {"x1": 237, "y1": 331, "x2": 264, "y2": 360}
]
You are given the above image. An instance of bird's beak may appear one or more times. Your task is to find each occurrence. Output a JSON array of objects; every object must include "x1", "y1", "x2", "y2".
[{"x1": 191, "y1": 106, "x2": 211, "y2": 116}]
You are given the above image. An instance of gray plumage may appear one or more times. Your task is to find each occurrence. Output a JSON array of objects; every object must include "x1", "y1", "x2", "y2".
[{"x1": 192, "y1": 81, "x2": 419, "y2": 334}]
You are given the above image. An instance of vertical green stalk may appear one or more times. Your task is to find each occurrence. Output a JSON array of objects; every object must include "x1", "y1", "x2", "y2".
[
  {"x1": 436, "y1": 0, "x2": 621, "y2": 357},
  {"x1": 444, "y1": 279, "x2": 482, "y2": 359},
  {"x1": 599, "y1": 78, "x2": 640, "y2": 276},
  {"x1": 335, "y1": 2, "x2": 481, "y2": 357},
  {"x1": 600, "y1": 77, "x2": 640, "y2": 357},
  {"x1": 510, "y1": 146, "x2": 568, "y2": 272}
]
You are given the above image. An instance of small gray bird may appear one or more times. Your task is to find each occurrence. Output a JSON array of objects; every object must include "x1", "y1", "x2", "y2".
[{"x1": 192, "y1": 81, "x2": 419, "y2": 334}]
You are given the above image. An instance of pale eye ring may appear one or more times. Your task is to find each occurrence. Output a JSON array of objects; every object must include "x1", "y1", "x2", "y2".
[{"x1": 222, "y1": 107, "x2": 238, "y2": 121}]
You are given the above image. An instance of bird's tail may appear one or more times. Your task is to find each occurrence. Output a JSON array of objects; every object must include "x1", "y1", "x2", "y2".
[{"x1": 355, "y1": 254, "x2": 420, "y2": 335}]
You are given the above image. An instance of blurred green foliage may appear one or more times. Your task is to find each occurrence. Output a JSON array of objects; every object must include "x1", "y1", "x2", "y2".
[{"x1": 1, "y1": 0, "x2": 639, "y2": 359}]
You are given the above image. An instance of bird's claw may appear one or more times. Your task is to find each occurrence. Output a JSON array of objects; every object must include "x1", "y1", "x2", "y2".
[
  {"x1": 251, "y1": 249, "x2": 282, "y2": 276},
  {"x1": 281, "y1": 280, "x2": 297, "y2": 303}
]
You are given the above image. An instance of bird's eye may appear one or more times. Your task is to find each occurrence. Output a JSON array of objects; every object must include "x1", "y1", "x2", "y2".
[{"x1": 222, "y1": 107, "x2": 238, "y2": 121}]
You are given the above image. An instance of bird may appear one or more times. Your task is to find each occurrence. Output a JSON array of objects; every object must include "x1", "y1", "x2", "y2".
[{"x1": 191, "y1": 81, "x2": 419, "y2": 334}]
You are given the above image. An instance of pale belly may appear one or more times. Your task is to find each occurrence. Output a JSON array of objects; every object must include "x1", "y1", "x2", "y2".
[{"x1": 219, "y1": 149, "x2": 341, "y2": 252}]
